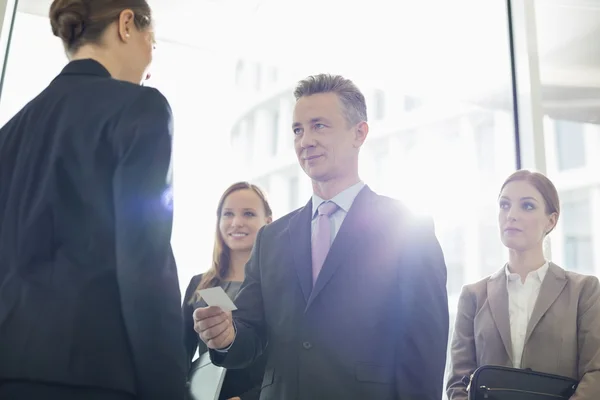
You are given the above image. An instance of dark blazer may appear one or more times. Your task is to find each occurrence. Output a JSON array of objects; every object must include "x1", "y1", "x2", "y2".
[
  {"x1": 210, "y1": 186, "x2": 449, "y2": 400},
  {"x1": 0, "y1": 59, "x2": 186, "y2": 399},
  {"x1": 183, "y1": 275, "x2": 265, "y2": 400}
]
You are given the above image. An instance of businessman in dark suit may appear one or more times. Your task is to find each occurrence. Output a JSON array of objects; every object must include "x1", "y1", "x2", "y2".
[
  {"x1": 194, "y1": 74, "x2": 449, "y2": 400},
  {"x1": 0, "y1": 2, "x2": 185, "y2": 399}
]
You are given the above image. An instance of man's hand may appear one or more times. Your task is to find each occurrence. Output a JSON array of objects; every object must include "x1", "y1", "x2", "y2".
[{"x1": 193, "y1": 306, "x2": 235, "y2": 350}]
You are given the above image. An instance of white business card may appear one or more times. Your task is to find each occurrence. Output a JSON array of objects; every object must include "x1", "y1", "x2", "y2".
[{"x1": 198, "y1": 287, "x2": 238, "y2": 311}]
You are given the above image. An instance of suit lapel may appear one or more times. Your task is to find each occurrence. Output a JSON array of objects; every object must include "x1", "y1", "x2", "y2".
[
  {"x1": 524, "y1": 263, "x2": 567, "y2": 344},
  {"x1": 306, "y1": 186, "x2": 375, "y2": 309},
  {"x1": 487, "y1": 269, "x2": 513, "y2": 365},
  {"x1": 288, "y1": 200, "x2": 313, "y2": 304}
]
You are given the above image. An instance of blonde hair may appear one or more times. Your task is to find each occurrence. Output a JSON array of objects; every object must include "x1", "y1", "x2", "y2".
[{"x1": 188, "y1": 182, "x2": 272, "y2": 304}]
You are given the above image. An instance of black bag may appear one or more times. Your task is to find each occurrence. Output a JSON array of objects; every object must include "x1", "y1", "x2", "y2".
[{"x1": 465, "y1": 365, "x2": 578, "y2": 399}]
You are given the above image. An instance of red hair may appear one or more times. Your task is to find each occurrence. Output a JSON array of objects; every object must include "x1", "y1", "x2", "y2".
[{"x1": 499, "y1": 169, "x2": 560, "y2": 233}]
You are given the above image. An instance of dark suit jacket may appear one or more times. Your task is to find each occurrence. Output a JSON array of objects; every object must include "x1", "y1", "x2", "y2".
[
  {"x1": 210, "y1": 186, "x2": 449, "y2": 400},
  {"x1": 183, "y1": 275, "x2": 265, "y2": 400},
  {"x1": 0, "y1": 59, "x2": 186, "y2": 399}
]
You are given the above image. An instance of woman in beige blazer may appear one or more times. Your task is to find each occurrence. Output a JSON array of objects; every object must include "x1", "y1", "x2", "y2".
[{"x1": 446, "y1": 170, "x2": 600, "y2": 400}]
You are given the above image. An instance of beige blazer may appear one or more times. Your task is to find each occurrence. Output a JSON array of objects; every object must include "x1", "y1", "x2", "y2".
[{"x1": 446, "y1": 263, "x2": 600, "y2": 400}]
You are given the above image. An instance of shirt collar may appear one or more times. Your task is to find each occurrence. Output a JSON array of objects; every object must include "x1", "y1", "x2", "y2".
[
  {"x1": 312, "y1": 181, "x2": 365, "y2": 219},
  {"x1": 505, "y1": 261, "x2": 549, "y2": 283}
]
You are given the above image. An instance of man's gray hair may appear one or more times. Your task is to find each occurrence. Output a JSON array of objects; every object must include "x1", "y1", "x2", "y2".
[{"x1": 293, "y1": 74, "x2": 368, "y2": 125}]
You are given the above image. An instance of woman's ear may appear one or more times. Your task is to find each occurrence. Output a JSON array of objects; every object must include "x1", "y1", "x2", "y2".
[
  {"x1": 545, "y1": 212, "x2": 558, "y2": 235},
  {"x1": 266, "y1": 216, "x2": 273, "y2": 224},
  {"x1": 117, "y1": 9, "x2": 135, "y2": 42}
]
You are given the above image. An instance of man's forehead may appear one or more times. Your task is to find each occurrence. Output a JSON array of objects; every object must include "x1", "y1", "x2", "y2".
[
  {"x1": 294, "y1": 93, "x2": 342, "y2": 118},
  {"x1": 296, "y1": 92, "x2": 339, "y2": 106}
]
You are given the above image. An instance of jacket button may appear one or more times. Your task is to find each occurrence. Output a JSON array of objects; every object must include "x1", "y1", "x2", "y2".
[{"x1": 302, "y1": 341, "x2": 312, "y2": 350}]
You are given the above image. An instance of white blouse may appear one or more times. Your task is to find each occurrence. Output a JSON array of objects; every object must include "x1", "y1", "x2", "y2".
[{"x1": 505, "y1": 262, "x2": 549, "y2": 368}]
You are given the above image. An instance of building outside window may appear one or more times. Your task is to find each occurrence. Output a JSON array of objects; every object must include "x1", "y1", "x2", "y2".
[
  {"x1": 271, "y1": 111, "x2": 279, "y2": 156},
  {"x1": 561, "y1": 194, "x2": 594, "y2": 274},
  {"x1": 373, "y1": 89, "x2": 385, "y2": 120},
  {"x1": 554, "y1": 119, "x2": 586, "y2": 171}
]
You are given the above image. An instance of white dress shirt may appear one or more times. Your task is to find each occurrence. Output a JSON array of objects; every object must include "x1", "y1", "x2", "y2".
[
  {"x1": 505, "y1": 262, "x2": 549, "y2": 368},
  {"x1": 311, "y1": 181, "x2": 365, "y2": 245}
]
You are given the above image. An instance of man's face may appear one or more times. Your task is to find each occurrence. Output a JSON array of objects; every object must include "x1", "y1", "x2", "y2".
[{"x1": 292, "y1": 92, "x2": 366, "y2": 182}]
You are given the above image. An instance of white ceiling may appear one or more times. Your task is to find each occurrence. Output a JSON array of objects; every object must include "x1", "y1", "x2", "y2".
[
  {"x1": 15, "y1": 0, "x2": 600, "y2": 122},
  {"x1": 533, "y1": 0, "x2": 600, "y2": 123}
]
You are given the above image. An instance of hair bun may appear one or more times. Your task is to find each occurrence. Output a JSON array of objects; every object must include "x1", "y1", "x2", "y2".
[{"x1": 49, "y1": 0, "x2": 89, "y2": 44}]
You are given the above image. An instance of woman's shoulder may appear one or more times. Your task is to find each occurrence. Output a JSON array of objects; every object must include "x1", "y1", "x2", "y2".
[
  {"x1": 461, "y1": 269, "x2": 503, "y2": 294},
  {"x1": 183, "y1": 274, "x2": 204, "y2": 303},
  {"x1": 184, "y1": 273, "x2": 203, "y2": 288},
  {"x1": 121, "y1": 86, "x2": 171, "y2": 119},
  {"x1": 456, "y1": 267, "x2": 508, "y2": 311},
  {"x1": 556, "y1": 262, "x2": 595, "y2": 279},
  {"x1": 550, "y1": 263, "x2": 600, "y2": 316},
  {"x1": 86, "y1": 76, "x2": 167, "y2": 108},
  {"x1": 556, "y1": 264, "x2": 600, "y2": 292}
]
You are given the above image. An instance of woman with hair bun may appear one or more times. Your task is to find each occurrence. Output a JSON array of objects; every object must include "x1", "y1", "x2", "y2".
[{"x1": 0, "y1": 1, "x2": 185, "y2": 399}]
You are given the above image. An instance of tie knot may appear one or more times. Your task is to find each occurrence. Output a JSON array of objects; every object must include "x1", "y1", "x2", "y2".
[{"x1": 317, "y1": 201, "x2": 338, "y2": 217}]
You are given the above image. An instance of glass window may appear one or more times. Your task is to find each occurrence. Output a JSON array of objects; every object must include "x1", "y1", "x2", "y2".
[
  {"x1": 474, "y1": 115, "x2": 496, "y2": 173},
  {"x1": 0, "y1": 12, "x2": 65, "y2": 125},
  {"x1": 563, "y1": 236, "x2": 593, "y2": 274},
  {"x1": 404, "y1": 95, "x2": 423, "y2": 112},
  {"x1": 254, "y1": 64, "x2": 262, "y2": 91},
  {"x1": 253, "y1": 177, "x2": 270, "y2": 199},
  {"x1": 561, "y1": 193, "x2": 594, "y2": 274},
  {"x1": 363, "y1": 140, "x2": 389, "y2": 188},
  {"x1": 372, "y1": 89, "x2": 385, "y2": 120},
  {"x1": 271, "y1": 110, "x2": 279, "y2": 156},
  {"x1": 554, "y1": 119, "x2": 586, "y2": 170},
  {"x1": 269, "y1": 67, "x2": 278, "y2": 84},
  {"x1": 522, "y1": 0, "x2": 600, "y2": 277},
  {"x1": 235, "y1": 60, "x2": 245, "y2": 87},
  {"x1": 479, "y1": 223, "x2": 504, "y2": 277},
  {"x1": 441, "y1": 227, "x2": 466, "y2": 296},
  {"x1": 245, "y1": 116, "x2": 255, "y2": 164}
]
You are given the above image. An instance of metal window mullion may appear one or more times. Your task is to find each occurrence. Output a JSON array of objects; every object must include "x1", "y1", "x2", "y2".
[
  {"x1": 0, "y1": 0, "x2": 18, "y2": 104},
  {"x1": 507, "y1": 0, "x2": 547, "y2": 174}
]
